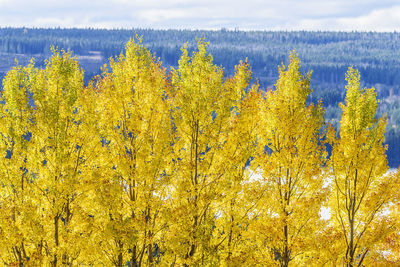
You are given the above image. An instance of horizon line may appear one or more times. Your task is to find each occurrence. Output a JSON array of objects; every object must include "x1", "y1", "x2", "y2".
[{"x1": 1, "y1": 26, "x2": 399, "y2": 34}]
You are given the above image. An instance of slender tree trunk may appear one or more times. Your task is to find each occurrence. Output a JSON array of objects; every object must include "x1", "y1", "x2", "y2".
[
  {"x1": 62, "y1": 198, "x2": 72, "y2": 265},
  {"x1": 227, "y1": 198, "x2": 235, "y2": 263},
  {"x1": 282, "y1": 224, "x2": 290, "y2": 267},
  {"x1": 185, "y1": 119, "x2": 200, "y2": 264},
  {"x1": 347, "y1": 169, "x2": 357, "y2": 267},
  {"x1": 117, "y1": 240, "x2": 123, "y2": 267},
  {"x1": 13, "y1": 246, "x2": 23, "y2": 267},
  {"x1": 131, "y1": 245, "x2": 137, "y2": 267},
  {"x1": 348, "y1": 219, "x2": 355, "y2": 267},
  {"x1": 148, "y1": 243, "x2": 153, "y2": 265},
  {"x1": 148, "y1": 229, "x2": 153, "y2": 265},
  {"x1": 53, "y1": 215, "x2": 59, "y2": 267},
  {"x1": 144, "y1": 207, "x2": 153, "y2": 265},
  {"x1": 281, "y1": 180, "x2": 290, "y2": 267},
  {"x1": 21, "y1": 242, "x2": 27, "y2": 262}
]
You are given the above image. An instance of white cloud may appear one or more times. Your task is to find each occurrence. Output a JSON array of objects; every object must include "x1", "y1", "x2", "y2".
[
  {"x1": 338, "y1": 5, "x2": 400, "y2": 31},
  {"x1": 292, "y1": 5, "x2": 400, "y2": 31},
  {"x1": 0, "y1": 0, "x2": 400, "y2": 31}
]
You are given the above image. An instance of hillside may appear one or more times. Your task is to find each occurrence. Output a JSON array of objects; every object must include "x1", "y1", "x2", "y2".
[{"x1": 1, "y1": 27, "x2": 400, "y2": 166}]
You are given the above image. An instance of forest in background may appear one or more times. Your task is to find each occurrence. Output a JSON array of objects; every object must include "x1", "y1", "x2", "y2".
[{"x1": 1, "y1": 27, "x2": 400, "y2": 166}]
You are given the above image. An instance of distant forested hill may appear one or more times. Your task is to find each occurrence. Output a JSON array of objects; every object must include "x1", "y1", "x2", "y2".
[{"x1": 1, "y1": 27, "x2": 400, "y2": 166}]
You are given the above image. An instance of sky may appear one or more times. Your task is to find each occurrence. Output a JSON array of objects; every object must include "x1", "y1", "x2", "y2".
[{"x1": 1, "y1": 0, "x2": 400, "y2": 31}]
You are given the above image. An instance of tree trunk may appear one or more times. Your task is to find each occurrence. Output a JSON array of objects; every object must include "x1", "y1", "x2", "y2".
[
  {"x1": 281, "y1": 224, "x2": 290, "y2": 267},
  {"x1": 53, "y1": 215, "x2": 59, "y2": 267}
]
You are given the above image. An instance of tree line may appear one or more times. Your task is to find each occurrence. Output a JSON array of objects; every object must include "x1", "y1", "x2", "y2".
[
  {"x1": 2, "y1": 28, "x2": 400, "y2": 167},
  {"x1": 2, "y1": 28, "x2": 400, "y2": 87},
  {"x1": 0, "y1": 38, "x2": 399, "y2": 266}
]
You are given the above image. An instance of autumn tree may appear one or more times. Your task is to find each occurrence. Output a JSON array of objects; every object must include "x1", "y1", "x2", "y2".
[
  {"x1": 0, "y1": 48, "x2": 96, "y2": 266},
  {"x1": 1, "y1": 37, "x2": 399, "y2": 267},
  {"x1": 26, "y1": 48, "x2": 95, "y2": 266},
  {"x1": 252, "y1": 52, "x2": 328, "y2": 266},
  {"x1": 210, "y1": 63, "x2": 264, "y2": 265},
  {"x1": 86, "y1": 38, "x2": 172, "y2": 266},
  {"x1": 162, "y1": 41, "x2": 252, "y2": 265},
  {"x1": 0, "y1": 61, "x2": 40, "y2": 265},
  {"x1": 328, "y1": 67, "x2": 399, "y2": 266}
]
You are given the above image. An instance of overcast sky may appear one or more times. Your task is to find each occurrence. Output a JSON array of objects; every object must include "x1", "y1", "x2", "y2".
[{"x1": 1, "y1": 0, "x2": 400, "y2": 31}]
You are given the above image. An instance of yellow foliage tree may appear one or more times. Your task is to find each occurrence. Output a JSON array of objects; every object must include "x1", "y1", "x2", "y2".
[
  {"x1": 164, "y1": 41, "x2": 256, "y2": 265},
  {"x1": 211, "y1": 63, "x2": 264, "y2": 265},
  {"x1": 0, "y1": 61, "x2": 40, "y2": 265},
  {"x1": 88, "y1": 38, "x2": 172, "y2": 266},
  {"x1": 0, "y1": 49, "x2": 95, "y2": 266},
  {"x1": 328, "y1": 67, "x2": 399, "y2": 266},
  {"x1": 29, "y1": 48, "x2": 93, "y2": 266},
  {"x1": 252, "y1": 52, "x2": 328, "y2": 266},
  {"x1": 0, "y1": 38, "x2": 399, "y2": 267}
]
